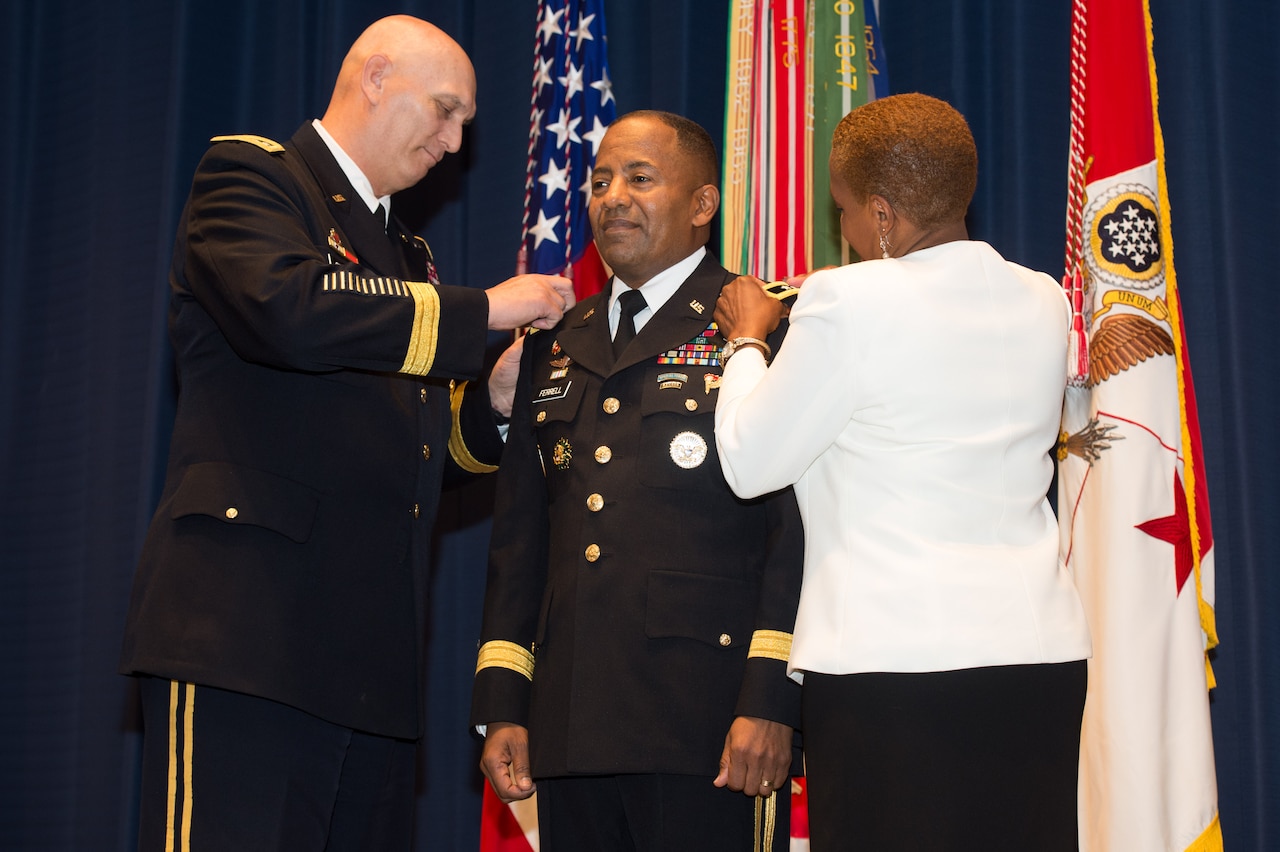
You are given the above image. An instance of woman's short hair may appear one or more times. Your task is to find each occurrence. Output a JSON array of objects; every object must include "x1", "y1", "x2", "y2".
[{"x1": 830, "y1": 93, "x2": 977, "y2": 230}]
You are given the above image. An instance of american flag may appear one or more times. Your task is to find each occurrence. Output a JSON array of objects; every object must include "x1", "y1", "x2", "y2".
[{"x1": 519, "y1": 0, "x2": 616, "y2": 299}]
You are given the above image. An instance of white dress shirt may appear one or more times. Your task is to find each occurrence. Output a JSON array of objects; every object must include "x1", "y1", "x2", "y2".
[{"x1": 608, "y1": 247, "x2": 706, "y2": 339}]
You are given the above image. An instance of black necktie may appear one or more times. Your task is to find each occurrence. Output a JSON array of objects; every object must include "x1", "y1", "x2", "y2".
[
  {"x1": 375, "y1": 204, "x2": 388, "y2": 232},
  {"x1": 613, "y1": 289, "x2": 647, "y2": 358}
]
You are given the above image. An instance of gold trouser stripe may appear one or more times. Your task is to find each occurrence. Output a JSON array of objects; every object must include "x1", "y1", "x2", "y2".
[
  {"x1": 753, "y1": 790, "x2": 777, "y2": 852},
  {"x1": 399, "y1": 280, "x2": 441, "y2": 375},
  {"x1": 449, "y1": 381, "x2": 499, "y2": 473},
  {"x1": 476, "y1": 640, "x2": 535, "y2": 681},
  {"x1": 747, "y1": 629, "x2": 793, "y2": 662},
  {"x1": 165, "y1": 681, "x2": 195, "y2": 852},
  {"x1": 166, "y1": 682, "x2": 178, "y2": 850}
]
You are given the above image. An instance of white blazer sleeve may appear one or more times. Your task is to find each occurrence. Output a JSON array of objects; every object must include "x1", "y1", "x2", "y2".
[{"x1": 715, "y1": 271, "x2": 861, "y2": 498}]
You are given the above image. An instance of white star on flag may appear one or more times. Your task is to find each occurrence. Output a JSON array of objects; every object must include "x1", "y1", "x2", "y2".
[
  {"x1": 590, "y1": 67, "x2": 614, "y2": 107},
  {"x1": 545, "y1": 108, "x2": 582, "y2": 149},
  {"x1": 582, "y1": 116, "x2": 608, "y2": 156},
  {"x1": 538, "y1": 158, "x2": 571, "y2": 197},
  {"x1": 528, "y1": 209, "x2": 562, "y2": 249}
]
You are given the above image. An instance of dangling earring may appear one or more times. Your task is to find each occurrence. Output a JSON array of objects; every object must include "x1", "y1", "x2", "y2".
[{"x1": 879, "y1": 231, "x2": 891, "y2": 259}]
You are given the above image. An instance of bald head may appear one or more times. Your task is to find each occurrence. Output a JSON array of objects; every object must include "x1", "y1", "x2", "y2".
[{"x1": 322, "y1": 15, "x2": 477, "y2": 196}]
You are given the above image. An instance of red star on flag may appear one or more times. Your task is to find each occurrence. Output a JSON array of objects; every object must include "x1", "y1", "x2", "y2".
[{"x1": 1135, "y1": 470, "x2": 1193, "y2": 594}]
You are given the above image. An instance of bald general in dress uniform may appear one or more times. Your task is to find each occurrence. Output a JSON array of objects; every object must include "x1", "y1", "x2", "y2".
[
  {"x1": 471, "y1": 111, "x2": 803, "y2": 852},
  {"x1": 120, "y1": 17, "x2": 573, "y2": 850}
]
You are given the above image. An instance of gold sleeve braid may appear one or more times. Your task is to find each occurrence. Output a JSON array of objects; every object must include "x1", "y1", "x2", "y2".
[
  {"x1": 449, "y1": 381, "x2": 499, "y2": 473},
  {"x1": 747, "y1": 629, "x2": 793, "y2": 662},
  {"x1": 475, "y1": 640, "x2": 535, "y2": 681},
  {"x1": 399, "y1": 280, "x2": 441, "y2": 375}
]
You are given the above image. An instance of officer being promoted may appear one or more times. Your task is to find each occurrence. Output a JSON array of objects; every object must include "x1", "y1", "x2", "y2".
[{"x1": 471, "y1": 110, "x2": 803, "y2": 851}]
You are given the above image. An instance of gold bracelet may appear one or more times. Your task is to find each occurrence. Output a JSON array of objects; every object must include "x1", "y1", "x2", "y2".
[{"x1": 721, "y1": 336, "x2": 772, "y2": 364}]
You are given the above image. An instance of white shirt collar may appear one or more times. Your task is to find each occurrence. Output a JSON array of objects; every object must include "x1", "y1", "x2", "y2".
[
  {"x1": 312, "y1": 119, "x2": 391, "y2": 225},
  {"x1": 609, "y1": 246, "x2": 707, "y2": 335}
]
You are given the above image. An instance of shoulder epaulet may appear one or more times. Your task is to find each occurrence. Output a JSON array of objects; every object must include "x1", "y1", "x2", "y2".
[
  {"x1": 763, "y1": 280, "x2": 801, "y2": 305},
  {"x1": 411, "y1": 235, "x2": 434, "y2": 260},
  {"x1": 209, "y1": 134, "x2": 286, "y2": 154}
]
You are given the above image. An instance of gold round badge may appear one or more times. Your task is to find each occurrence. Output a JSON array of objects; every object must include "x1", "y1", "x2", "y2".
[{"x1": 669, "y1": 431, "x2": 708, "y2": 469}]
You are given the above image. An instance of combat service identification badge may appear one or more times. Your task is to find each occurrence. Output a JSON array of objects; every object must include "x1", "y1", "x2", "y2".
[
  {"x1": 552, "y1": 437, "x2": 573, "y2": 470},
  {"x1": 669, "y1": 431, "x2": 708, "y2": 469}
]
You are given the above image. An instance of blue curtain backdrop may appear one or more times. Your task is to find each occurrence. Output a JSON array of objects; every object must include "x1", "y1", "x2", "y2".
[{"x1": 1, "y1": 1, "x2": 1274, "y2": 849}]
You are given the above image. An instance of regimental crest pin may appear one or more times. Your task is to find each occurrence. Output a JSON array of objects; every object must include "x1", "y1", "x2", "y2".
[
  {"x1": 704, "y1": 373, "x2": 721, "y2": 394},
  {"x1": 327, "y1": 228, "x2": 359, "y2": 265}
]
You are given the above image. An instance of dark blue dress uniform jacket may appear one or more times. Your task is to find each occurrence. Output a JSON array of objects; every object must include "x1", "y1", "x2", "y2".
[
  {"x1": 120, "y1": 122, "x2": 503, "y2": 740},
  {"x1": 470, "y1": 255, "x2": 804, "y2": 778}
]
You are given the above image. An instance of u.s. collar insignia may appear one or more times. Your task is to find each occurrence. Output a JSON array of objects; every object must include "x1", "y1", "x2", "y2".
[
  {"x1": 327, "y1": 229, "x2": 359, "y2": 265},
  {"x1": 690, "y1": 299, "x2": 706, "y2": 314},
  {"x1": 552, "y1": 437, "x2": 573, "y2": 470},
  {"x1": 669, "y1": 431, "x2": 707, "y2": 469},
  {"x1": 583, "y1": 308, "x2": 596, "y2": 320}
]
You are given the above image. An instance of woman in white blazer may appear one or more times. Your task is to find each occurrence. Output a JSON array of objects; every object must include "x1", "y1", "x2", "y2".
[{"x1": 713, "y1": 93, "x2": 1091, "y2": 851}]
